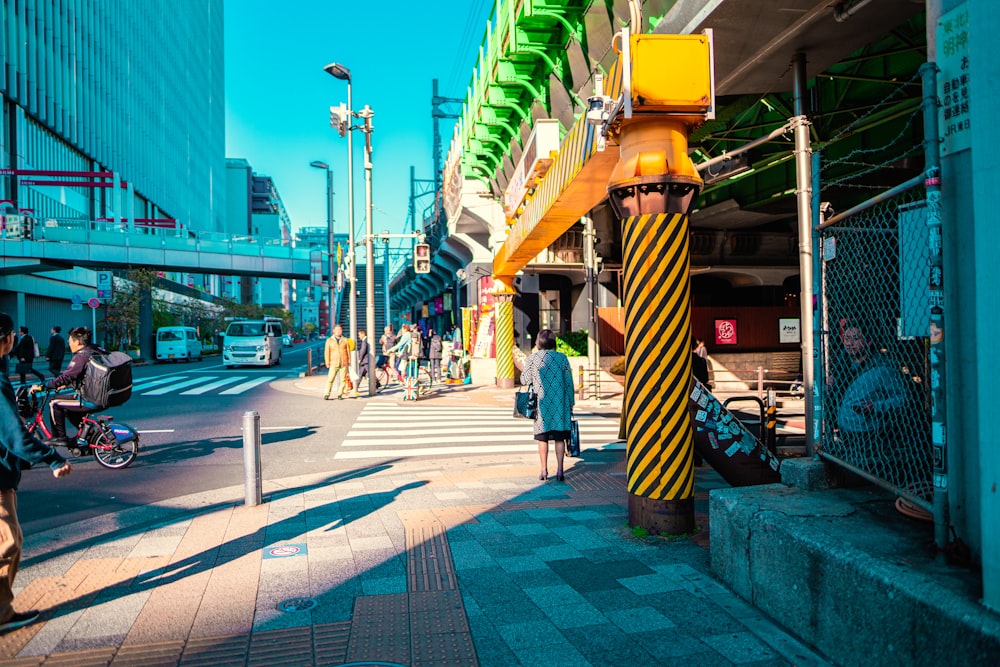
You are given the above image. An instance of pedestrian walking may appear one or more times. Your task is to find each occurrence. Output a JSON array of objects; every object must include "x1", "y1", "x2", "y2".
[
  {"x1": 46, "y1": 326, "x2": 66, "y2": 377},
  {"x1": 0, "y1": 312, "x2": 73, "y2": 635},
  {"x1": 323, "y1": 325, "x2": 351, "y2": 400},
  {"x1": 357, "y1": 330, "x2": 370, "y2": 392},
  {"x1": 520, "y1": 328, "x2": 575, "y2": 482},
  {"x1": 388, "y1": 325, "x2": 414, "y2": 377},
  {"x1": 692, "y1": 337, "x2": 710, "y2": 388},
  {"x1": 13, "y1": 327, "x2": 44, "y2": 386},
  {"x1": 378, "y1": 326, "x2": 396, "y2": 374},
  {"x1": 428, "y1": 329, "x2": 443, "y2": 383}
]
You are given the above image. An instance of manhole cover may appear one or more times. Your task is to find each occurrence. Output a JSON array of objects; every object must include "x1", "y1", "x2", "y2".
[{"x1": 277, "y1": 597, "x2": 318, "y2": 613}]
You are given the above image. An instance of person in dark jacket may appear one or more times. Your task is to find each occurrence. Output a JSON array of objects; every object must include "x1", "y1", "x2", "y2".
[
  {"x1": 357, "y1": 330, "x2": 371, "y2": 386},
  {"x1": 36, "y1": 327, "x2": 100, "y2": 448},
  {"x1": 13, "y1": 327, "x2": 44, "y2": 385},
  {"x1": 428, "y1": 330, "x2": 443, "y2": 383},
  {"x1": 46, "y1": 326, "x2": 66, "y2": 377},
  {"x1": 0, "y1": 312, "x2": 72, "y2": 635}
]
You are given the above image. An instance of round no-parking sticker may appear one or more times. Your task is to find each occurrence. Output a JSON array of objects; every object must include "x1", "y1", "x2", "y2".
[{"x1": 263, "y1": 543, "x2": 308, "y2": 559}]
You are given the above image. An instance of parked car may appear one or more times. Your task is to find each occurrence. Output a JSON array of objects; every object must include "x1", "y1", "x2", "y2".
[{"x1": 155, "y1": 326, "x2": 203, "y2": 362}]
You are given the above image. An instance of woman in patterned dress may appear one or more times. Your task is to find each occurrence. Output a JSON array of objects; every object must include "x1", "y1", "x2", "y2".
[{"x1": 520, "y1": 329, "x2": 575, "y2": 481}]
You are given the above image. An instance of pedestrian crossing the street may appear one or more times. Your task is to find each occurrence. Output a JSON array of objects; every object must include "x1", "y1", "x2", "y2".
[
  {"x1": 131, "y1": 372, "x2": 280, "y2": 397},
  {"x1": 335, "y1": 403, "x2": 623, "y2": 460}
]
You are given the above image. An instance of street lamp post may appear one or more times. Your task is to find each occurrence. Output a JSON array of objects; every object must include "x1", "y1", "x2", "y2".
[
  {"x1": 308, "y1": 161, "x2": 335, "y2": 334},
  {"x1": 382, "y1": 229, "x2": 391, "y2": 329},
  {"x1": 324, "y1": 62, "x2": 357, "y2": 342},
  {"x1": 359, "y1": 105, "x2": 376, "y2": 396}
]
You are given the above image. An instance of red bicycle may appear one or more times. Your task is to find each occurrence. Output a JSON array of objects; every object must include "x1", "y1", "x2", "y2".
[{"x1": 17, "y1": 387, "x2": 140, "y2": 469}]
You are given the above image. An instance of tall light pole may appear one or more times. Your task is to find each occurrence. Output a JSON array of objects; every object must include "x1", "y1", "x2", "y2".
[
  {"x1": 359, "y1": 105, "x2": 376, "y2": 396},
  {"x1": 324, "y1": 62, "x2": 356, "y2": 341},
  {"x1": 308, "y1": 161, "x2": 335, "y2": 333},
  {"x1": 382, "y1": 229, "x2": 391, "y2": 329}
]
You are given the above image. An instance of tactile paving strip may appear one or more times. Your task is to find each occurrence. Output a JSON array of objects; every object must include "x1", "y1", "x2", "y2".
[
  {"x1": 178, "y1": 633, "x2": 250, "y2": 666},
  {"x1": 406, "y1": 523, "x2": 457, "y2": 592},
  {"x1": 0, "y1": 622, "x2": 351, "y2": 666},
  {"x1": 111, "y1": 640, "x2": 184, "y2": 665}
]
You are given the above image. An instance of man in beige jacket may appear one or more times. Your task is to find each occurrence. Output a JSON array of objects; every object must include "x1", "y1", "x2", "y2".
[{"x1": 323, "y1": 325, "x2": 352, "y2": 400}]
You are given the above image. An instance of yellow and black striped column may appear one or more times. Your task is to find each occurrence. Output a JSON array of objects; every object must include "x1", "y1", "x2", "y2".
[
  {"x1": 461, "y1": 307, "x2": 473, "y2": 353},
  {"x1": 624, "y1": 211, "x2": 695, "y2": 535},
  {"x1": 493, "y1": 282, "x2": 516, "y2": 389}
]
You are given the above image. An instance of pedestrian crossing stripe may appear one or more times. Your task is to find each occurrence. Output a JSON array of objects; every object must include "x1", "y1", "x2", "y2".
[
  {"x1": 142, "y1": 376, "x2": 213, "y2": 395},
  {"x1": 336, "y1": 404, "x2": 624, "y2": 459},
  {"x1": 341, "y1": 434, "x2": 619, "y2": 447},
  {"x1": 134, "y1": 373, "x2": 277, "y2": 396},
  {"x1": 182, "y1": 376, "x2": 248, "y2": 395},
  {"x1": 132, "y1": 375, "x2": 185, "y2": 390},
  {"x1": 333, "y1": 438, "x2": 624, "y2": 459},
  {"x1": 220, "y1": 376, "x2": 277, "y2": 394},
  {"x1": 348, "y1": 422, "x2": 621, "y2": 432}
]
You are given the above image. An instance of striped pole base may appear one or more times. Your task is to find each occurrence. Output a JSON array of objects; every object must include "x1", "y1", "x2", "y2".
[{"x1": 623, "y1": 212, "x2": 695, "y2": 535}]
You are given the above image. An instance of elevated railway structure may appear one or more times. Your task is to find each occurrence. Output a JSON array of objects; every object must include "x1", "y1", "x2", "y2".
[{"x1": 413, "y1": 0, "x2": 927, "y2": 535}]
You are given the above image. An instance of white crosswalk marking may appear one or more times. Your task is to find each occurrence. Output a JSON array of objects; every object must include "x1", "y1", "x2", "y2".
[
  {"x1": 181, "y1": 376, "x2": 248, "y2": 395},
  {"x1": 219, "y1": 376, "x2": 277, "y2": 394},
  {"x1": 132, "y1": 375, "x2": 185, "y2": 390},
  {"x1": 335, "y1": 404, "x2": 623, "y2": 459},
  {"x1": 133, "y1": 372, "x2": 283, "y2": 396},
  {"x1": 141, "y1": 376, "x2": 217, "y2": 395}
]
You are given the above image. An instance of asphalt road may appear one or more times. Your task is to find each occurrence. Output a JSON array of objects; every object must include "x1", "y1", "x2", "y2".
[{"x1": 17, "y1": 341, "x2": 364, "y2": 533}]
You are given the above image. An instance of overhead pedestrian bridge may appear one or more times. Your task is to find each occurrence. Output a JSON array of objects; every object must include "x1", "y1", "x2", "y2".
[{"x1": 0, "y1": 218, "x2": 315, "y2": 279}]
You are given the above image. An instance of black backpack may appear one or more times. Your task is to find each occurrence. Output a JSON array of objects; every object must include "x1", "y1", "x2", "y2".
[{"x1": 79, "y1": 349, "x2": 133, "y2": 409}]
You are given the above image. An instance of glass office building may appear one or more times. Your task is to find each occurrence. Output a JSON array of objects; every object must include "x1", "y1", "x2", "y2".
[{"x1": 0, "y1": 1, "x2": 225, "y2": 228}]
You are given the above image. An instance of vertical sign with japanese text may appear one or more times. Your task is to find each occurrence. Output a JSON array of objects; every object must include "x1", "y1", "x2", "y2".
[{"x1": 937, "y1": 4, "x2": 971, "y2": 155}]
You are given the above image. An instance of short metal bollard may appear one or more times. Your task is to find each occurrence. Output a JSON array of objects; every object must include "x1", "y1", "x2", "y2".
[
  {"x1": 242, "y1": 410, "x2": 262, "y2": 506},
  {"x1": 306, "y1": 348, "x2": 312, "y2": 376}
]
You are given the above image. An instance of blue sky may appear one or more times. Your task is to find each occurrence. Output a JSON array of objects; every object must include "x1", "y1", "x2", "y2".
[{"x1": 224, "y1": 0, "x2": 494, "y2": 254}]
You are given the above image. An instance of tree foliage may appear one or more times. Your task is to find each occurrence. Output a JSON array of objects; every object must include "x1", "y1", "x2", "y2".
[{"x1": 102, "y1": 271, "x2": 295, "y2": 350}]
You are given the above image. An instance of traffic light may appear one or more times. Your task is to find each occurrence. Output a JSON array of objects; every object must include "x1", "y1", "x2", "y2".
[
  {"x1": 329, "y1": 103, "x2": 349, "y2": 137},
  {"x1": 414, "y1": 243, "x2": 431, "y2": 274}
]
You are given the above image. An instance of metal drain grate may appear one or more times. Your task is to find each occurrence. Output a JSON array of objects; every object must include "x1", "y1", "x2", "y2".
[{"x1": 277, "y1": 597, "x2": 318, "y2": 613}]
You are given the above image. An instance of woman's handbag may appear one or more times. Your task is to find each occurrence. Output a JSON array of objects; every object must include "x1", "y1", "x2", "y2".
[
  {"x1": 567, "y1": 418, "x2": 581, "y2": 457},
  {"x1": 513, "y1": 385, "x2": 537, "y2": 419}
]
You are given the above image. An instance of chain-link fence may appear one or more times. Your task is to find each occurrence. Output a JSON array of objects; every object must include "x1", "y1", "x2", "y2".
[{"x1": 817, "y1": 187, "x2": 933, "y2": 508}]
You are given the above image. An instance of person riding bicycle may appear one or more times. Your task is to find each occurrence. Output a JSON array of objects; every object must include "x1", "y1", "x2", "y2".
[{"x1": 33, "y1": 326, "x2": 101, "y2": 449}]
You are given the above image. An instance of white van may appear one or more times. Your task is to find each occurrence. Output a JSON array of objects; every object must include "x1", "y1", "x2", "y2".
[
  {"x1": 156, "y1": 326, "x2": 203, "y2": 362},
  {"x1": 222, "y1": 318, "x2": 283, "y2": 368}
]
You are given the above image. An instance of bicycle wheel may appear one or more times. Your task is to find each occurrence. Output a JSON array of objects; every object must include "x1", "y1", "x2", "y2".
[
  {"x1": 417, "y1": 367, "x2": 432, "y2": 395},
  {"x1": 92, "y1": 424, "x2": 139, "y2": 469},
  {"x1": 375, "y1": 366, "x2": 389, "y2": 393}
]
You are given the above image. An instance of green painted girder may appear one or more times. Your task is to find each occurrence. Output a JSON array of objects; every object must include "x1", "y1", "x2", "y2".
[{"x1": 454, "y1": 0, "x2": 589, "y2": 182}]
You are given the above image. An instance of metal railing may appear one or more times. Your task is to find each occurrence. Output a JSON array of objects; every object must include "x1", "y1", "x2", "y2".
[
  {"x1": 707, "y1": 366, "x2": 803, "y2": 400},
  {"x1": 1, "y1": 215, "x2": 308, "y2": 250}
]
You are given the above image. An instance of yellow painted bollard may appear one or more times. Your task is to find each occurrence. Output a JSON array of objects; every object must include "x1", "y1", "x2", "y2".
[
  {"x1": 623, "y1": 212, "x2": 695, "y2": 535},
  {"x1": 494, "y1": 298, "x2": 515, "y2": 389}
]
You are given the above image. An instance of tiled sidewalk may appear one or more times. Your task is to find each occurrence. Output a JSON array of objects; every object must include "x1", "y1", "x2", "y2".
[{"x1": 1, "y1": 446, "x2": 826, "y2": 666}]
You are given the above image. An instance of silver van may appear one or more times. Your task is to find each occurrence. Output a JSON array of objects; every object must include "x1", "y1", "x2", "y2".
[
  {"x1": 222, "y1": 319, "x2": 283, "y2": 368},
  {"x1": 156, "y1": 326, "x2": 203, "y2": 362}
]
